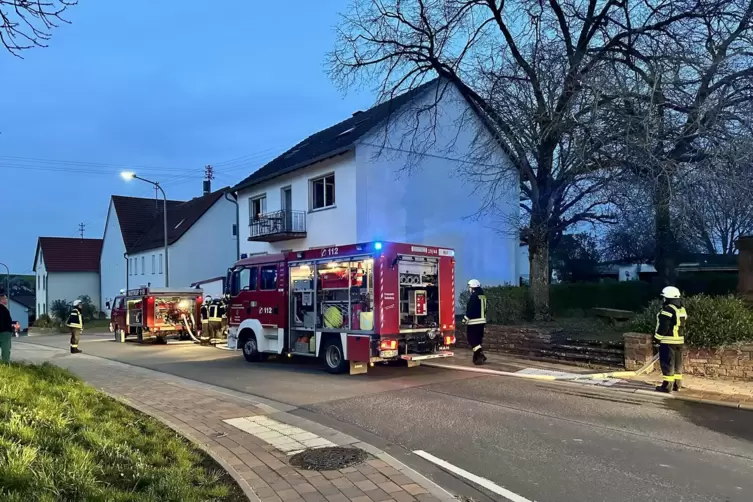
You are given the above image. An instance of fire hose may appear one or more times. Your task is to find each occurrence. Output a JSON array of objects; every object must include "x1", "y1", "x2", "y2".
[{"x1": 180, "y1": 313, "x2": 201, "y2": 343}]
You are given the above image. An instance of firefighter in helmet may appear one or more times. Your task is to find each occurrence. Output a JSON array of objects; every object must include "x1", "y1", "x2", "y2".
[
  {"x1": 66, "y1": 299, "x2": 84, "y2": 354},
  {"x1": 654, "y1": 286, "x2": 688, "y2": 393},
  {"x1": 208, "y1": 296, "x2": 224, "y2": 342},
  {"x1": 200, "y1": 295, "x2": 211, "y2": 344},
  {"x1": 462, "y1": 279, "x2": 487, "y2": 365}
]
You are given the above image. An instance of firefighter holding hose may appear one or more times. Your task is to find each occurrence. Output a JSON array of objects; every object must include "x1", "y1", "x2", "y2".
[
  {"x1": 654, "y1": 286, "x2": 688, "y2": 393},
  {"x1": 463, "y1": 279, "x2": 488, "y2": 365}
]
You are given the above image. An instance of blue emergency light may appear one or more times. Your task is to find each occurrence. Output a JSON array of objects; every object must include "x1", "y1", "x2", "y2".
[{"x1": 374, "y1": 242, "x2": 383, "y2": 250}]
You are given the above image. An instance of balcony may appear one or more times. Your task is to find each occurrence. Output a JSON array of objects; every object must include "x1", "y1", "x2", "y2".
[{"x1": 248, "y1": 210, "x2": 307, "y2": 242}]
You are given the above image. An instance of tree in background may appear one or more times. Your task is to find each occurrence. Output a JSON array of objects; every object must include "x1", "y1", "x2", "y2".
[
  {"x1": 550, "y1": 233, "x2": 600, "y2": 283},
  {"x1": 1, "y1": 0, "x2": 77, "y2": 56},
  {"x1": 329, "y1": 0, "x2": 706, "y2": 319}
]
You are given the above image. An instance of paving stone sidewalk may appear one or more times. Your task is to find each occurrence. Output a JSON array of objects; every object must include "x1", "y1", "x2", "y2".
[
  {"x1": 440, "y1": 349, "x2": 753, "y2": 406},
  {"x1": 13, "y1": 342, "x2": 454, "y2": 502}
]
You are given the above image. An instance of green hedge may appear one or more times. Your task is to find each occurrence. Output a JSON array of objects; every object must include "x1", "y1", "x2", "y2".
[{"x1": 630, "y1": 294, "x2": 753, "y2": 348}]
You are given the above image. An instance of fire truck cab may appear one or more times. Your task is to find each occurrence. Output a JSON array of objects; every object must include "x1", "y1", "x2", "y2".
[{"x1": 226, "y1": 241, "x2": 456, "y2": 374}]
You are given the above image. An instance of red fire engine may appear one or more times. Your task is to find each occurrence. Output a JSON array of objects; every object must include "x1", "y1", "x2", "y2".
[
  {"x1": 110, "y1": 287, "x2": 203, "y2": 343},
  {"x1": 225, "y1": 241, "x2": 456, "y2": 374}
]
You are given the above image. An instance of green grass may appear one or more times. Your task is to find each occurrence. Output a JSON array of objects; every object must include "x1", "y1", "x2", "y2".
[{"x1": 0, "y1": 362, "x2": 245, "y2": 502}]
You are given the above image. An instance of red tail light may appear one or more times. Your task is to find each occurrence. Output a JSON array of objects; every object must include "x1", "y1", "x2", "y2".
[
  {"x1": 444, "y1": 334, "x2": 456, "y2": 345},
  {"x1": 380, "y1": 339, "x2": 397, "y2": 351}
]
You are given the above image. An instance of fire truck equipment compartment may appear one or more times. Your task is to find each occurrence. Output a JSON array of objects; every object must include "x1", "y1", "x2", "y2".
[{"x1": 347, "y1": 335, "x2": 371, "y2": 362}]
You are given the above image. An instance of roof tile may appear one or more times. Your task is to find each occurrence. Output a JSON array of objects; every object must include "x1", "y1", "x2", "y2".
[{"x1": 36, "y1": 237, "x2": 103, "y2": 273}]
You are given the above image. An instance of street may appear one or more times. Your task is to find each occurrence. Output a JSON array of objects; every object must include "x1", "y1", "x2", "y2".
[{"x1": 23, "y1": 334, "x2": 753, "y2": 502}]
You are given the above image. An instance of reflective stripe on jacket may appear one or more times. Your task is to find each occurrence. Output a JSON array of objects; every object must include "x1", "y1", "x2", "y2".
[
  {"x1": 464, "y1": 288, "x2": 487, "y2": 326},
  {"x1": 66, "y1": 309, "x2": 83, "y2": 329},
  {"x1": 654, "y1": 303, "x2": 687, "y2": 344}
]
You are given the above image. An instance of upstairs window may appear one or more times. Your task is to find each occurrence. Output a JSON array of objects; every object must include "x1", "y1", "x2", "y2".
[
  {"x1": 250, "y1": 195, "x2": 266, "y2": 221},
  {"x1": 311, "y1": 174, "x2": 335, "y2": 210}
]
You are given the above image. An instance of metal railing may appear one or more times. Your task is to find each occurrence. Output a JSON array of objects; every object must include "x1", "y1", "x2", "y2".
[{"x1": 249, "y1": 210, "x2": 307, "y2": 239}]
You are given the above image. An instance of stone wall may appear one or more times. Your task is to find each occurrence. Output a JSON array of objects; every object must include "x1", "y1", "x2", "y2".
[
  {"x1": 456, "y1": 325, "x2": 625, "y2": 367},
  {"x1": 623, "y1": 333, "x2": 753, "y2": 380}
]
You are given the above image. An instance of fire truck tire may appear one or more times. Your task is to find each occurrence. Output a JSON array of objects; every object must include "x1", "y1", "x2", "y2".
[
  {"x1": 322, "y1": 338, "x2": 348, "y2": 374},
  {"x1": 240, "y1": 331, "x2": 268, "y2": 363}
]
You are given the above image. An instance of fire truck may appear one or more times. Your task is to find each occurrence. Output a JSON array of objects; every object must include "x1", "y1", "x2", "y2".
[
  {"x1": 109, "y1": 287, "x2": 203, "y2": 343},
  {"x1": 225, "y1": 241, "x2": 456, "y2": 374}
]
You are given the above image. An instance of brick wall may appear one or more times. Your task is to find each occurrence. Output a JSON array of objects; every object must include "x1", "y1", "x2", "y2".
[
  {"x1": 623, "y1": 333, "x2": 753, "y2": 380},
  {"x1": 456, "y1": 325, "x2": 624, "y2": 367}
]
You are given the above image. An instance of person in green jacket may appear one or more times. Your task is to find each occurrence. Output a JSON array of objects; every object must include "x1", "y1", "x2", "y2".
[{"x1": 0, "y1": 294, "x2": 13, "y2": 363}]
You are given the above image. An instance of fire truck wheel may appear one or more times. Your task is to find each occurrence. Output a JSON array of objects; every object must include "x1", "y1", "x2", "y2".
[
  {"x1": 241, "y1": 332, "x2": 268, "y2": 363},
  {"x1": 322, "y1": 338, "x2": 348, "y2": 374}
]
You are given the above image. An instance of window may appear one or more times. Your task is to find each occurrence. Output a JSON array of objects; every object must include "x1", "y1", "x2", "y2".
[
  {"x1": 134, "y1": 258, "x2": 138, "y2": 275},
  {"x1": 44, "y1": 276, "x2": 47, "y2": 290},
  {"x1": 37, "y1": 275, "x2": 40, "y2": 289},
  {"x1": 152, "y1": 255, "x2": 156, "y2": 274},
  {"x1": 260, "y1": 265, "x2": 278, "y2": 290},
  {"x1": 250, "y1": 195, "x2": 266, "y2": 221},
  {"x1": 141, "y1": 256, "x2": 145, "y2": 275},
  {"x1": 159, "y1": 254, "x2": 163, "y2": 274},
  {"x1": 232, "y1": 224, "x2": 237, "y2": 236},
  {"x1": 231, "y1": 266, "x2": 258, "y2": 295},
  {"x1": 311, "y1": 174, "x2": 335, "y2": 210}
]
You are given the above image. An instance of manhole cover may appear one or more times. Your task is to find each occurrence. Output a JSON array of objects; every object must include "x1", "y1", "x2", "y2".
[{"x1": 289, "y1": 446, "x2": 368, "y2": 471}]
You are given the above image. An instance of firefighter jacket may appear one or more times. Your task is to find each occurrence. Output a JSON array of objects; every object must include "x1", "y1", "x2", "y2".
[
  {"x1": 464, "y1": 287, "x2": 487, "y2": 325},
  {"x1": 66, "y1": 308, "x2": 83, "y2": 329},
  {"x1": 208, "y1": 301, "x2": 223, "y2": 322},
  {"x1": 654, "y1": 299, "x2": 687, "y2": 345},
  {"x1": 200, "y1": 304, "x2": 209, "y2": 322}
]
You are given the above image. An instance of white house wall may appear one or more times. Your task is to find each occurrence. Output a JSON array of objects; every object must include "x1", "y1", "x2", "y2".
[
  {"x1": 100, "y1": 199, "x2": 127, "y2": 314},
  {"x1": 126, "y1": 198, "x2": 237, "y2": 290},
  {"x1": 47, "y1": 272, "x2": 100, "y2": 318},
  {"x1": 35, "y1": 251, "x2": 47, "y2": 316},
  {"x1": 237, "y1": 152, "x2": 358, "y2": 256},
  {"x1": 354, "y1": 83, "x2": 520, "y2": 291}
]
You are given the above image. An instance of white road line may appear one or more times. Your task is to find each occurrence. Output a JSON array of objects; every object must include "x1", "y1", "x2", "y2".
[{"x1": 413, "y1": 450, "x2": 536, "y2": 502}]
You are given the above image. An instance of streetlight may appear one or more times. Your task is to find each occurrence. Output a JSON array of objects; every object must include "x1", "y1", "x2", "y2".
[
  {"x1": 121, "y1": 172, "x2": 169, "y2": 287},
  {"x1": 0, "y1": 262, "x2": 9, "y2": 300}
]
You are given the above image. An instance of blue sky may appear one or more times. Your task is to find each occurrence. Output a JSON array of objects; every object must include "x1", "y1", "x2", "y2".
[{"x1": 1, "y1": 0, "x2": 372, "y2": 274}]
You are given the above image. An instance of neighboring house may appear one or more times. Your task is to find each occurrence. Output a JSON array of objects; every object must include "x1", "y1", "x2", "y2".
[
  {"x1": 232, "y1": 79, "x2": 521, "y2": 292},
  {"x1": 33, "y1": 237, "x2": 103, "y2": 318},
  {"x1": 8, "y1": 295, "x2": 34, "y2": 331},
  {"x1": 99, "y1": 185, "x2": 237, "y2": 314}
]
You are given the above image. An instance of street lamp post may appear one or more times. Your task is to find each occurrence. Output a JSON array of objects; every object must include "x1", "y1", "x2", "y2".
[
  {"x1": 0, "y1": 262, "x2": 9, "y2": 299},
  {"x1": 121, "y1": 172, "x2": 169, "y2": 287}
]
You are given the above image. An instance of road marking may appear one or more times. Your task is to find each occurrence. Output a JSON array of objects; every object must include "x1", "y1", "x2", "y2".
[
  {"x1": 413, "y1": 450, "x2": 536, "y2": 502},
  {"x1": 224, "y1": 415, "x2": 335, "y2": 454}
]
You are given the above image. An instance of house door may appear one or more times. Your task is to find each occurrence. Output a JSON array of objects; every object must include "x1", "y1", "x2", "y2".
[{"x1": 282, "y1": 187, "x2": 292, "y2": 231}]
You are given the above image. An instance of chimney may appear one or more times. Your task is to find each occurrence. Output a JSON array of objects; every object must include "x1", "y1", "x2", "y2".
[{"x1": 203, "y1": 179, "x2": 211, "y2": 195}]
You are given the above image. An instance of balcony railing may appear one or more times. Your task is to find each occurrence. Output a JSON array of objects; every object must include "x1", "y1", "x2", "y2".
[{"x1": 248, "y1": 210, "x2": 307, "y2": 242}]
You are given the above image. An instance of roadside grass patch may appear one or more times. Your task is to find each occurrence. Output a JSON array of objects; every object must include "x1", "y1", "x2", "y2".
[{"x1": 0, "y1": 362, "x2": 245, "y2": 501}]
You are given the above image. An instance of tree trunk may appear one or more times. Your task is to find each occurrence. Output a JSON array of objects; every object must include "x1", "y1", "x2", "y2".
[
  {"x1": 653, "y1": 168, "x2": 676, "y2": 286},
  {"x1": 528, "y1": 230, "x2": 551, "y2": 321}
]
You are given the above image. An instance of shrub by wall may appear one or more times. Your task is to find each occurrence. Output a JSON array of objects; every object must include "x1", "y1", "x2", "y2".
[{"x1": 630, "y1": 294, "x2": 753, "y2": 348}]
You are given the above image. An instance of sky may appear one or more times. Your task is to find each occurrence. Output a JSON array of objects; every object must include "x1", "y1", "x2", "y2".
[{"x1": 0, "y1": 0, "x2": 373, "y2": 274}]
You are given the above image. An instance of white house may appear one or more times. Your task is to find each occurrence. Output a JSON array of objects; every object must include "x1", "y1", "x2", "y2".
[
  {"x1": 33, "y1": 237, "x2": 103, "y2": 318},
  {"x1": 8, "y1": 295, "x2": 34, "y2": 331},
  {"x1": 99, "y1": 186, "x2": 238, "y2": 314},
  {"x1": 232, "y1": 79, "x2": 521, "y2": 292}
]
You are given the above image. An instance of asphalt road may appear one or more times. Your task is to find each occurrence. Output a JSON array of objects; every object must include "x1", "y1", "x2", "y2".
[{"x1": 24, "y1": 334, "x2": 753, "y2": 502}]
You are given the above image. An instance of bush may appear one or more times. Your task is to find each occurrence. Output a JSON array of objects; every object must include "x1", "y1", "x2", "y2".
[
  {"x1": 49, "y1": 299, "x2": 70, "y2": 322},
  {"x1": 459, "y1": 286, "x2": 532, "y2": 324},
  {"x1": 32, "y1": 314, "x2": 55, "y2": 328},
  {"x1": 550, "y1": 280, "x2": 653, "y2": 314},
  {"x1": 675, "y1": 273, "x2": 737, "y2": 297},
  {"x1": 630, "y1": 294, "x2": 753, "y2": 348},
  {"x1": 76, "y1": 295, "x2": 97, "y2": 321}
]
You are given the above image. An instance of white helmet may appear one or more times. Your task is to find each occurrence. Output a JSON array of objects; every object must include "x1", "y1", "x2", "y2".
[
  {"x1": 73, "y1": 299, "x2": 83, "y2": 307},
  {"x1": 661, "y1": 286, "x2": 681, "y2": 299},
  {"x1": 468, "y1": 279, "x2": 481, "y2": 289}
]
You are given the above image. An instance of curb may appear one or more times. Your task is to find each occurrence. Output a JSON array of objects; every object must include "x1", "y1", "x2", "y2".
[{"x1": 424, "y1": 361, "x2": 753, "y2": 412}]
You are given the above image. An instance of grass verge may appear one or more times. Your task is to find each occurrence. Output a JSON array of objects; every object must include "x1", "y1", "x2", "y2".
[{"x1": 0, "y1": 362, "x2": 246, "y2": 502}]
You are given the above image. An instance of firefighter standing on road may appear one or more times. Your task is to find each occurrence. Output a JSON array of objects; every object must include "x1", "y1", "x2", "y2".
[
  {"x1": 463, "y1": 279, "x2": 488, "y2": 365},
  {"x1": 67, "y1": 300, "x2": 84, "y2": 354},
  {"x1": 200, "y1": 296, "x2": 211, "y2": 344},
  {"x1": 207, "y1": 297, "x2": 224, "y2": 342},
  {"x1": 654, "y1": 286, "x2": 688, "y2": 393}
]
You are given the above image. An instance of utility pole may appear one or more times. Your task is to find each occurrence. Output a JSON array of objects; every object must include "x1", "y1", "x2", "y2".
[
  {"x1": 78, "y1": 223, "x2": 85, "y2": 239},
  {"x1": 205, "y1": 164, "x2": 215, "y2": 181}
]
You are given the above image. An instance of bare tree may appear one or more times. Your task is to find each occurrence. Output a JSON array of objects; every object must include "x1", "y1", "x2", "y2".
[
  {"x1": 1, "y1": 0, "x2": 77, "y2": 56},
  {"x1": 328, "y1": 0, "x2": 708, "y2": 318},
  {"x1": 597, "y1": 0, "x2": 753, "y2": 283}
]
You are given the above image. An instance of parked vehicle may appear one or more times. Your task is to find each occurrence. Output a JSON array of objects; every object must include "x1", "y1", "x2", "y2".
[
  {"x1": 109, "y1": 287, "x2": 203, "y2": 343},
  {"x1": 225, "y1": 241, "x2": 456, "y2": 374}
]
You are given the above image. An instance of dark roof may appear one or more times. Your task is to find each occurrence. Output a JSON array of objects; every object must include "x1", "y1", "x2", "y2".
[
  {"x1": 111, "y1": 189, "x2": 229, "y2": 254},
  {"x1": 10, "y1": 295, "x2": 35, "y2": 310},
  {"x1": 676, "y1": 253, "x2": 738, "y2": 270},
  {"x1": 34, "y1": 237, "x2": 103, "y2": 273},
  {"x1": 233, "y1": 79, "x2": 440, "y2": 191}
]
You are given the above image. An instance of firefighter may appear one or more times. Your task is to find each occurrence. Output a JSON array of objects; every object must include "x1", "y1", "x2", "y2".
[
  {"x1": 654, "y1": 286, "x2": 688, "y2": 393},
  {"x1": 463, "y1": 279, "x2": 488, "y2": 365},
  {"x1": 200, "y1": 296, "x2": 211, "y2": 344},
  {"x1": 67, "y1": 299, "x2": 84, "y2": 354},
  {"x1": 208, "y1": 297, "x2": 224, "y2": 342}
]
